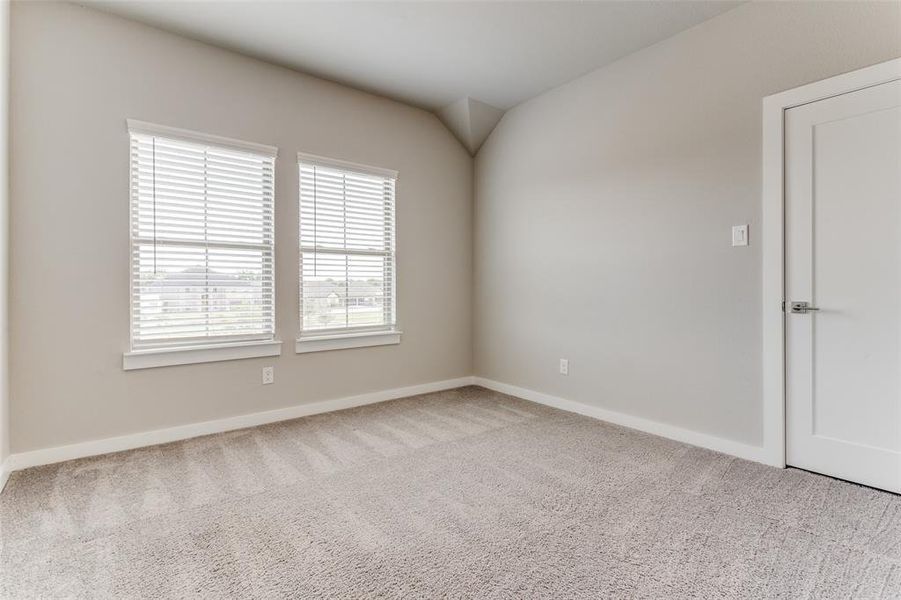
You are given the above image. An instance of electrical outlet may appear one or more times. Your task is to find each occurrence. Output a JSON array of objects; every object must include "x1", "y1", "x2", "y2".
[
  {"x1": 262, "y1": 366, "x2": 274, "y2": 385},
  {"x1": 732, "y1": 224, "x2": 749, "y2": 247},
  {"x1": 559, "y1": 358, "x2": 569, "y2": 376}
]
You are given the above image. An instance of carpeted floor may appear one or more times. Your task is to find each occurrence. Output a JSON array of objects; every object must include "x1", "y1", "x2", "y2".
[{"x1": 1, "y1": 386, "x2": 900, "y2": 599}]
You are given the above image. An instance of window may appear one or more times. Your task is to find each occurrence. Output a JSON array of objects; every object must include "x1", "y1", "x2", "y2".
[
  {"x1": 297, "y1": 154, "x2": 399, "y2": 353},
  {"x1": 124, "y1": 120, "x2": 280, "y2": 369}
]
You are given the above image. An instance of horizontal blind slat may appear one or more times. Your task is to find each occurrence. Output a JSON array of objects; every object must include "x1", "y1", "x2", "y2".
[
  {"x1": 130, "y1": 129, "x2": 276, "y2": 350},
  {"x1": 298, "y1": 159, "x2": 396, "y2": 335}
]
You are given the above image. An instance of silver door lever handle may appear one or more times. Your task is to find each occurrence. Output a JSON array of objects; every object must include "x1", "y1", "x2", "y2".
[{"x1": 790, "y1": 301, "x2": 820, "y2": 314}]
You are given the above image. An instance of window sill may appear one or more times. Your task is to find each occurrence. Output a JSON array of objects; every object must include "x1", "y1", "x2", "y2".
[
  {"x1": 123, "y1": 340, "x2": 282, "y2": 370},
  {"x1": 295, "y1": 330, "x2": 402, "y2": 354}
]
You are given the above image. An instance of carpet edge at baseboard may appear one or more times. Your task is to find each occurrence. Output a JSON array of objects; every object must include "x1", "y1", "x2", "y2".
[
  {"x1": 472, "y1": 377, "x2": 773, "y2": 467},
  {"x1": 4, "y1": 376, "x2": 477, "y2": 476},
  {"x1": 0, "y1": 458, "x2": 10, "y2": 492},
  {"x1": 5, "y1": 373, "x2": 775, "y2": 486}
]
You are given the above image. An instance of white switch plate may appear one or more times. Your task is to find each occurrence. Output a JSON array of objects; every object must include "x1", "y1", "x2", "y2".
[
  {"x1": 732, "y1": 224, "x2": 749, "y2": 247},
  {"x1": 262, "y1": 366, "x2": 274, "y2": 385},
  {"x1": 559, "y1": 358, "x2": 569, "y2": 376}
]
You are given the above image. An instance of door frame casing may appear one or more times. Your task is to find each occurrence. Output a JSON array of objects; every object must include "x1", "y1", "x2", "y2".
[{"x1": 761, "y1": 58, "x2": 901, "y2": 468}]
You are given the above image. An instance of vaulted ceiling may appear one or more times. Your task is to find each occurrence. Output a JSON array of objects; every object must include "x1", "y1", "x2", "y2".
[{"x1": 82, "y1": 1, "x2": 742, "y2": 153}]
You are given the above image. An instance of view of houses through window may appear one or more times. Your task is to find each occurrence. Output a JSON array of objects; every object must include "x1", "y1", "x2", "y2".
[
  {"x1": 129, "y1": 123, "x2": 276, "y2": 350},
  {"x1": 299, "y1": 157, "x2": 397, "y2": 336},
  {"x1": 129, "y1": 125, "x2": 397, "y2": 350}
]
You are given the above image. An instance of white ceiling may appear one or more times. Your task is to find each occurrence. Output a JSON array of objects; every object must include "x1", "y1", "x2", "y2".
[{"x1": 83, "y1": 1, "x2": 741, "y2": 112}]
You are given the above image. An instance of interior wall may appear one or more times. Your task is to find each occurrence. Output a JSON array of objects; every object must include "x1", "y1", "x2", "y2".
[
  {"x1": 0, "y1": 0, "x2": 9, "y2": 474},
  {"x1": 473, "y1": 1, "x2": 901, "y2": 447},
  {"x1": 10, "y1": 2, "x2": 472, "y2": 453}
]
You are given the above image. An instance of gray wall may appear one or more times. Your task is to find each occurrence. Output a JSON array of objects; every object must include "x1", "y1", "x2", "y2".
[
  {"x1": 474, "y1": 1, "x2": 901, "y2": 447},
  {"x1": 0, "y1": 0, "x2": 8, "y2": 471},
  {"x1": 9, "y1": 1, "x2": 901, "y2": 458},
  {"x1": 10, "y1": 2, "x2": 472, "y2": 453}
]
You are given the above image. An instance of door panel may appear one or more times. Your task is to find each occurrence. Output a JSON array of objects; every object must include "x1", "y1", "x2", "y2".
[{"x1": 785, "y1": 79, "x2": 901, "y2": 492}]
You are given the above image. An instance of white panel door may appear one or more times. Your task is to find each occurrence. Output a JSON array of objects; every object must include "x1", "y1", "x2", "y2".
[{"x1": 785, "y1": 79, "x2": 901, "y2": 493}]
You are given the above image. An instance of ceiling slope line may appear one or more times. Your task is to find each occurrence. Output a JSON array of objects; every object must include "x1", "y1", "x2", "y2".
[{"x1": 438, "y1": 97, "x2": 505, "y2": 156}]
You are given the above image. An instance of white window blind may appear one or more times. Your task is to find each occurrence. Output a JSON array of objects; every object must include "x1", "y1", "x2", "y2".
[
  {"x1": 129, "y1": 121, "x2": 277, "y2": 351},
  {"x1": 299, "y1": 154, "x2": 397, "y2": 336}
]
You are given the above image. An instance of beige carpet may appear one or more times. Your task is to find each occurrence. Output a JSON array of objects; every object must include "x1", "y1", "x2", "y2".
[{"x1": 1, "y1": 386, "x2": 900, "y2": 599}]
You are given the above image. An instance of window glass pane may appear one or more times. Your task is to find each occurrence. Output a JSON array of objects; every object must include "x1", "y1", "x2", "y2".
[
  {"x1": 301, "y1": 252, "x2": 390, "y2": 331},
  {"x1": 130, "y1": 128, "x2": 275, "y2": 350},
  {"x1": 299, "y1": 159, "x2": 396, "y2": 336}
]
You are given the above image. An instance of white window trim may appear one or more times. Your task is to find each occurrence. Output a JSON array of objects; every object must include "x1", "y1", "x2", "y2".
[
  {"x1": 298, "y1": 153, "x2": 398, "y2": 345},
  {"x1": 124, "y1": 339, "x2": 283, "y2": 370},
  {"x1": 295, "y1": 330, "x2": 402, "y2": 354},
  {"x1": 125, "y1": 120, "x2": 279, "y2": 368},
  {"x1": 126, "y1": 119, "x2": 278, "y2": 157},
  {"x1": 296, "y1": 152, "x2": 397, "y2": 179}
]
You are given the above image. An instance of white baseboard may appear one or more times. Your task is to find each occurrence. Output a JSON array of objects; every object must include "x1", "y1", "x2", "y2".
[
  {"x1": 473, "y1": 377, "x2": 773, "y2": 466},
  {"x1": 3, "y1": 374, "x2": 772, "y2": 484},
  {"x1": 0, "y1": 458, "x2": 9, "y2": 492},
  {"x1": 5, "y1": 376, "x2": 476, "y2": 474}
]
